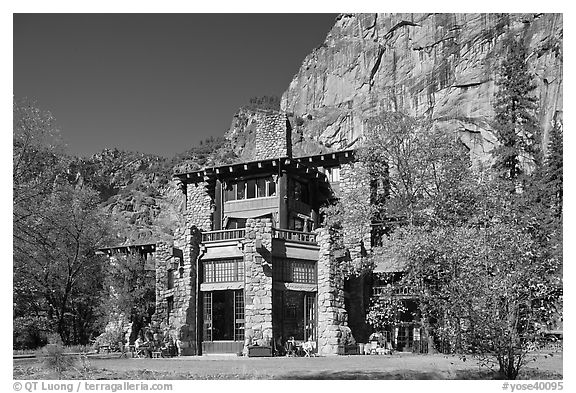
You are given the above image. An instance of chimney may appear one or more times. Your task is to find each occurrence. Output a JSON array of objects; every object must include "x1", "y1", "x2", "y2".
[{"x1": 254, "y1": 111, "x2": 292, "y2": 160}]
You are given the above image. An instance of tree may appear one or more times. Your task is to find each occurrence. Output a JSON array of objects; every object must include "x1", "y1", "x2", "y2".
[
  {"x1": 14, "y1": 183, "x2": 109, "y2": 344},
  {"x1": 492, "y1": 34, "x2": 541, "y2": 183},
  {"x1": 360, "y1": 112, "x2": 476, "y2": 227},
  {"x1": 13, "y1": 99, "x2": 110, "y2": 346},
  {"x1": 103, "y1": 253, "x2": 156, "y2": 344}
]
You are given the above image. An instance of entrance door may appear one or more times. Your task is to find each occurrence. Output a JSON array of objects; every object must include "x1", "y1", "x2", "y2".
[
  {"x1": 202, "y1": 290, "x2": 244, "y2": 354},
  {"x1": 273, "y1": 290, "x2": 316, "y2": 342},
  {"x1": 304, "y1": 293, "x2": 316, "y2": 340}
]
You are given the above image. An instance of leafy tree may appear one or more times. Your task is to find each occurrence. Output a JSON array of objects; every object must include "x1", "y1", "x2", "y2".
[
  {"x1": 13, "y1": 99, "x2": 110, "y2": 346},
  {"x1": 14, "y1": 183, "x2": 109, "y2": 344},
  {"x1": 492, "y1": 34, "x2": 541, "y2": 183},
  {"x1": 360, "y1": 112, "x2": 476, "y2": 227},
  {"x1": 103, "y1": 253, "x2": 156, "y2": 344}
]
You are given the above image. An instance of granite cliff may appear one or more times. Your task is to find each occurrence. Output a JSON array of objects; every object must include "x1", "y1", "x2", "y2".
[{"x1": 280, "y1": 13, "x2": 563, "y2": 162}]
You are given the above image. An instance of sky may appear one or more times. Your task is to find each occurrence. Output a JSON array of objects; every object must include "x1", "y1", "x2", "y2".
[{"x1": 13, "y1": 13, "x2": 338, "y2": 158}]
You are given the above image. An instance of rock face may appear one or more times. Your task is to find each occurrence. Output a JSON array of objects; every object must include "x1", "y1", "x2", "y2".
[{"x1": 280, "y1": 13, "x2": 563, "y2": 163}]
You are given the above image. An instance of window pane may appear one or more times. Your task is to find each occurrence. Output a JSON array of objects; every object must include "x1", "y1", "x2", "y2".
[
  {"x1": 274, "y1": 258, "x2": 316, "y2": 284},
  {"x1": 332, "y1": 167, "x2": 340, "y2": 182},
  {"x1": 224, "y1": 182, "x2": 235, "y2": 202},
  {"x1": 236, "y1": 181, "x2": 246, "y2": 200},
  {"x1": 293, "y1": 181, "x2": 302, "y2": 200},
  {"x1": 268, "y1": 178, "x2": 276, "y2": 196},
  {"x1": 203, "y1": 258, "x2": 244, "y2": 283},
  {"x1": 247, "y1": 179, "x2": 256, "y2": 199},
  {"x1": 203, "y1": 293, "x2": 212, "y2": 341},
  {"x1": 167, "y1": 269, "x2": 174, "y2": 289},
  {"x1": 234, "y1": 290, "x2": 245, "y2": 341},
  {"x1": 257, "y1": 178, "x2": 266, "y2": 197}
]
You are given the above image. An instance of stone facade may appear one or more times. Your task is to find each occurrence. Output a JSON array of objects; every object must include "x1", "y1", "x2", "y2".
[
  {"x1": 339, "y1": 161, "x2": 372, "y2": 258},
  {"x1": 186, "y1": 182, "x2": 212, "y2": 231},
  {"x1": 316, "y1": 228, "x2": 348, "y2": 355},
  {"x1": 152, "y1": 179, "x2": 212, "y2": 355},
  {"x1": 254, "y1": 112, "x2": 292, "y2": 160},
  {"x1": 242, "y1": 218, "x2": 274, "y2": 349},
  {"x1": 153, "y1": 228, "x2": 202, "y2": 355}
]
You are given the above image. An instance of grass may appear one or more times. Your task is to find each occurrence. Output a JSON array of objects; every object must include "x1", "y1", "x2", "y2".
[
  {"x1": 14, "y1": 345, "x2": 93, "y2": 356},
  {"x1": 13, "y1": 352, "x2": 563, "y2": 380}
]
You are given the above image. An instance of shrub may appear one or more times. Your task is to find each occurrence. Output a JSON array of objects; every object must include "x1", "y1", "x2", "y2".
[
  {"x1": 37, "y1": 334, "x2": 76, "y2": 377},
  {"x1": 13, "y1": 316, "x2": 51, "y2": 350}
]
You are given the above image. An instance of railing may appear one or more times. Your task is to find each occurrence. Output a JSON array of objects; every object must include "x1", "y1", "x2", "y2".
[
  {"x1": 272, "y1": 228, "x2": 317, "y2": 244},
  {"x1": 202, "y1": 228, "x2": 246, "y2": 243},
  {"x1": 372, "y1": 285, "x2": 416, "y2": 297},
  {"x1": 202, "y1": 228, "x2": 317, "y2": 244}
]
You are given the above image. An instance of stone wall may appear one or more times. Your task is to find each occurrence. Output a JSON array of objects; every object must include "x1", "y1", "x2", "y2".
[
  {"x1": 254, "y1": 112, "x2": 292, "y2": 160},
  {"x1": 339, "y1": 161, "x2": 372, "y2": 258},
  {"x1": 153, "y1": 228, "x2": 201, "y2": 355},
  {"x1": 338, "y1": 161, "x2": 373, "y2": 344},
  {"x1": 242, "y1": 218, "x2": 274, "y2": 351},
  {"x1": 316, "y1": 228, "x2": 349, "y2": 355},
  {"x1": 186, "y1": 182, "x2": 212, "y2": 231}
]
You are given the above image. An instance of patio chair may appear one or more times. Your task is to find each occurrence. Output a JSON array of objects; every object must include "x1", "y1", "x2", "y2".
[
  {"x1": 285, "y1": 338, "x2": 297, "y2": 357},
  {"x1": 302, "y1": 340, "x2": 317, "y2": 357}
]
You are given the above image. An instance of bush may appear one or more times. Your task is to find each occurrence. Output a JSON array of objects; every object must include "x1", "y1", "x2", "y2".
[
  {"x1": 13, "y1": 316, "x2": 51, "y2": 350},
  {"x1": 36, "y1": 334, "x2": 76, "y2": 377}
]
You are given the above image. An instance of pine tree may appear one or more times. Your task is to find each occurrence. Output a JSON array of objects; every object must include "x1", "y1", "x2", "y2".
[
  {"x1": 544, "y1": 119, "x2": 563, "y2": 218},
  {"x1": 492, "y1": 34, "x2": 541, "y2": 182}
]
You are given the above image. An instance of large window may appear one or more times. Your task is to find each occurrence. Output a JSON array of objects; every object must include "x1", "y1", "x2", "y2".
[
  {"x1": 223, "y1": 176, "x2": 276, "y2": 202},
  {"x1": 273, "y1": 258, "x2": 317, "y2": 284},
  {"x1": 203, "y1": 258, "x2": 244, "y2": 283},
  {"x1": 167, "y1": 269, "x2": 174, "y2": 289},
  {"x1": 203, "y1": 290, "x2": 245, "y2": 342},
  {"x1": 325, "y1": 166, "x2": 340, "y2": 183},
  {"x1": 290, "y1": 179, "x2": 309, "y2": 204}
]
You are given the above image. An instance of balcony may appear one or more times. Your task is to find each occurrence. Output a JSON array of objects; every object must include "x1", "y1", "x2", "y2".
[
  {"x1": 202, "y1": 228, "x2": 246, "y2": 243},
  {"x1": 272, "y1": 228, "x2": 317, "y2": 244},
  {"x1": 372, "y1": 285, "x2": 416, "y2": 297},
  {"x1": 201, "y1": 228, "x2": 317, "y2": 245}
]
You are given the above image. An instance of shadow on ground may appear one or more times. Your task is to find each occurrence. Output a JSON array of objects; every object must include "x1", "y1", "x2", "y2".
[{"x1": 276, "y1": 370, "x2": 496, "y2": 380}]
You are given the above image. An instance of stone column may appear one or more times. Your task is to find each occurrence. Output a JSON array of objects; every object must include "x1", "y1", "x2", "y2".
[
  {"x1": 254, "y1": 112, "x2": 292, "y2": 160},
  {"x1": 153, "y1": 241, "x2": 172, "y2": 325},
  {"x1": 242, "y1": 218, "x2": 274, "y2": 351},
  {"x1": 316, "y1": 228, "x2": 349, "y2": 355},
  {"x1": 152, "y1": 228, "x2": 201, "y2": 355},
  {"x1": 339, "y1": 161, "x2": 372, "y2": 260},
  {"x1": 186, "y1": 182, "x2": 212, "y2": 231}
]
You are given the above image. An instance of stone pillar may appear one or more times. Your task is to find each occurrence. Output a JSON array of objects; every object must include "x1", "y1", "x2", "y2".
[
  {"x1": 153, "y1": 241, "x2": 172, "y2": 326},
  {"x1": 316, "y1": 228, "x2": 349, "y2": 355},
  {"x1": 242, "y1": 218, "x2": 274, "y2": 351},
  {"x1": 153, "y1": 228, "x2": 201, "y2": 355},
  {"x1": 186, "y1": 182, "x2": 212, "y2": 231},
  {"x1": 339, "y1": 161, "x2": 372, "y2": 257},
  {"x1": 254, "y1": 112, "x2": 292, "y2": 160}
]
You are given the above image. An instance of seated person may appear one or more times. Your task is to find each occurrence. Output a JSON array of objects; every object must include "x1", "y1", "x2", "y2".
[
  {"x1": 302, "y1": 337, "x2": 316, "y2": 356},
  {"x1": 274, "y1": 336, "x2": 286, "y2": 356},
  {"x1": 285, "y1": 336, "x2": 297, "y2": 356}
]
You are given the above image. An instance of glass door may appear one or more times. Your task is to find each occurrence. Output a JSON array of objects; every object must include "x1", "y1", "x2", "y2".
[{"x1": 304, "y1": 293, "x2": 316, "y2": 341}]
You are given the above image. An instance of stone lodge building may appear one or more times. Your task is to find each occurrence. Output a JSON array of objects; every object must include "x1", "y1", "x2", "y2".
[{"x1": 106, "y1": 112, "x2": 418, "y2": 356}]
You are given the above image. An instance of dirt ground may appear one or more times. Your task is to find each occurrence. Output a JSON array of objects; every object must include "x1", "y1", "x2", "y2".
[{"x1": 14, "y1": 351, "x2": 563, "y2": 380}]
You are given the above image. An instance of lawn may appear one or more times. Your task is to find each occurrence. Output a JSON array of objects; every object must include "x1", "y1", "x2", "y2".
[{"x1": 13, "y1": 351, "x2": 563, "y2": 380}]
